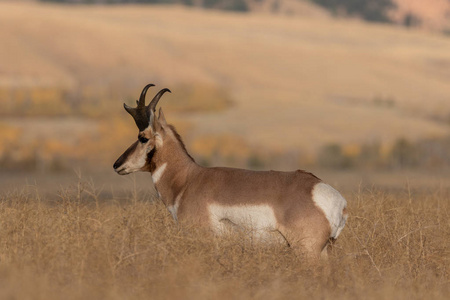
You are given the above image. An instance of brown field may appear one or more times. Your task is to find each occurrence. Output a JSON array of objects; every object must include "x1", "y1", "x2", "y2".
[
  {"x1": 1, "y1": 2, "x2": 450, "y2": 159},
  {"x1": 0, "y1": 170, "x2": 449, "y2": 299},
  {"x1": 1, "y1": 3, "x2": 449, "y2": 298}
]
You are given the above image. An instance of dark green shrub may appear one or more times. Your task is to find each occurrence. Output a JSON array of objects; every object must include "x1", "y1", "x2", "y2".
[
  {"x1": 247, "y1": 153, "x2": 265, "y2": 170},
  {"x1": 318, "y1": 143, "x2": 353, "y2": 170},
  {"x1": 389, "y1": 138, "x2": 419, "y2": 169},
  {"x1": 311, "y1": 0, "x2": 395, "y2": 23}
]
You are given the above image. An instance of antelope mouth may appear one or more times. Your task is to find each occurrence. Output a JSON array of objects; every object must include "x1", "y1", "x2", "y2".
[{"x1": 114, "y1": 166, "x2": 130, "y2": 175}]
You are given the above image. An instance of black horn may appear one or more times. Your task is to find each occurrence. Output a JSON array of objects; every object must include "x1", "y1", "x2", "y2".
[
  {"x1": 148, "y1": 88, "x2": 171, "y2": 114},
  {"x1": 123, "y1": 84, "x2": 154, "y2": 131},
  {"x1": 123, "y1": 84, "x2": 171, "y2": 131}
]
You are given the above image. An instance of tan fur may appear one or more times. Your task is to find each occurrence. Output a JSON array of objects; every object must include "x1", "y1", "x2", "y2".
[{"x1": 114, "y1": 107, "x2": 347, "y2": 259}]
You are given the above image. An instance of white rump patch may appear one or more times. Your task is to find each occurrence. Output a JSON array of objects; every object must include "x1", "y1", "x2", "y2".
[
  {"x1": 152, "y1": 163, "x2": 167, "y2": 184},
  {"x1": 208, "y1": 204, "x2": 278, "y2": 234},
  {"x1": 312, "y1": 183, "x2": 348, "y2": 239}
]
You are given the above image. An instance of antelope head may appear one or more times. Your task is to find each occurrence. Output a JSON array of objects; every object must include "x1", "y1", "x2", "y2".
[{"x1": 113, "y1": 84, "x2": 171, "y2": 175}]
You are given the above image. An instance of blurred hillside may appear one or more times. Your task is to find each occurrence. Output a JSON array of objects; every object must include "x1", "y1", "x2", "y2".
[
  {"x1": 1, "y1": 2, "x2": 450, "y2": 171},
  {"x1": 391, "y1": 0, "x2": 450, "y2": 31},
  {"x1": 37, "y1": 0, "x2": 450, "y2": 32},
  {"x1": 311, "y1": 0, "x2": 450, "y2": 32}
]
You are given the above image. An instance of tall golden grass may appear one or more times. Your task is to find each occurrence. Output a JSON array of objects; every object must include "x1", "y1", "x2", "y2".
[{"x1": 0, "y1": 176, "x2": 448, "y2": 299}]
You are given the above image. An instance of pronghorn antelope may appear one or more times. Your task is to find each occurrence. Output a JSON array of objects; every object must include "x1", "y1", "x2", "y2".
[{"x1": 113, "y1": 84, "x2": 348, "y2": 259}]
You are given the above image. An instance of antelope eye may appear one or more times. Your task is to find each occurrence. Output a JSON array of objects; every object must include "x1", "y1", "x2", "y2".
[{"x1": 139, "y1": 136, "x2": 149, "y2": 144}]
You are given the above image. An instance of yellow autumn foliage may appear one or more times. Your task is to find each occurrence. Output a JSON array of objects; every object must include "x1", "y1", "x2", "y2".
[
  {"x1": 343, "y1": 144, "x2": 361, "y2": 157},
  {"x1": 191, "y1": 134, "x2": 252, "y2": 160},
  {"x1": 0, "y1": 123, "x2": 21, "y2": 154}
]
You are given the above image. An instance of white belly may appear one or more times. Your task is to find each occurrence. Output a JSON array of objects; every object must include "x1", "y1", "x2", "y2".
[{"x1": 208, "y1": 203, "x2": 278, "y2": 234}]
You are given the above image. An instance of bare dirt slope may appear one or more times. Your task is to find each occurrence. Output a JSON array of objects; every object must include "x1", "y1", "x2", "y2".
[{"x1": 1, "y1": 2, "x2": 450, "y2": 154}]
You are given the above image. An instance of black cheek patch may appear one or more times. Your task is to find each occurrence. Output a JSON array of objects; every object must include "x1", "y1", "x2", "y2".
[{"x1": 146, "y1": 148, "x2": 157, "y2": 173}]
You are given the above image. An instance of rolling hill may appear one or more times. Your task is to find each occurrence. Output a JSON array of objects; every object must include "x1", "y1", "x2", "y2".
[{"x1": 1, "y1": 2, "x2": 450, "y2": 160}]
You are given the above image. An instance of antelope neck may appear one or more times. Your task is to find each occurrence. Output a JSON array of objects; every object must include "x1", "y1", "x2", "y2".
[{"x1": 151, "y1": 151, "x2": 197, "y2": 208}]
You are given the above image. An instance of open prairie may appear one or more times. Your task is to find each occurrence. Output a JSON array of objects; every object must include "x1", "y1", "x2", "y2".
[
  {"x1": 0, "y1": 2, "x2": 449, "y2": 299},
  {"x1": 0, "y1": 170, "x2": 449, "y2": 299}
]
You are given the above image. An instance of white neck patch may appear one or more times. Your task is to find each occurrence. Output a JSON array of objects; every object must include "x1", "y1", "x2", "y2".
[
  {"x1": 167, "y1": 191, "x2": 183, "y2": 222},
  {"x1": 152, "y1": 163, "x2": 167, "y2": 184},
  {"x1": 167, "y1": 201, "x2": 179, "y2": 222}
]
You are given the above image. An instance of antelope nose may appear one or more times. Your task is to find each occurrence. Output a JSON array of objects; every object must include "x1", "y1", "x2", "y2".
[{"x1": 114, "y1": 155, "x2": 125, "y2": 171}]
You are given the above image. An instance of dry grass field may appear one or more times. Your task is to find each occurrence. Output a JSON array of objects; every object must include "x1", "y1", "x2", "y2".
[
  {"x1": 0, "y1": 3, "x2": 449, "y2": 298},
  {"x1": 0, "y1": 172, "x2": 448, "y2": 299}
]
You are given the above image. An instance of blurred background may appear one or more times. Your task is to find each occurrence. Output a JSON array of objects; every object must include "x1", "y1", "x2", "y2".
[{"x1": 1, "y1": 0, "x2": 450, "y2": 192}]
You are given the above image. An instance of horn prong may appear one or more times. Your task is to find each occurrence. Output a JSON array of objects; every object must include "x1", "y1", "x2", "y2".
[
  {"x1": 123, "y1": 83, "x2": 156, "y2": 131},
  {"x1": 123, "y1": 103, "x2": 136, "y2": 116}
]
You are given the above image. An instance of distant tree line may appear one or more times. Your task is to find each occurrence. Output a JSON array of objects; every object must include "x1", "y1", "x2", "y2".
[
  {"x1": 39, "y1": 0, "x2": 250, "y2": 12},
  {"x1": 318, "y1": 136, "x2": 450, "y2": 171},
  {"x1": 311, "y1": 0, "x2": 396, "y2": 23},
  {"x1": 39, "y1": 0, "x2": 397, "y2": 20}
]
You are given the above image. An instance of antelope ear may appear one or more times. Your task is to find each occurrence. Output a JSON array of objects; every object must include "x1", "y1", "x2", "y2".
[
  {"x1": 158, "y1": 107, "x2": 167, "y2": 126},
  {"x1": 151, "y1": 111, "x2": 162, "y2": 132}
]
